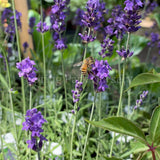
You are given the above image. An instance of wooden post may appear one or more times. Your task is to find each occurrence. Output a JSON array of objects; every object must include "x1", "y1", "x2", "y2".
[{"x1": 14, "y1": 0, "x2": 34, "y2": 58}]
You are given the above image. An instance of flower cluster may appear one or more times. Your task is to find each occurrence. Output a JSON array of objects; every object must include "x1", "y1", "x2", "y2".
[
  {"x1": 50, "y1": 0, "x2": 69, "y2": 50},
  {"x1": 22, "y1": 108, "x2": 47, "y2": 151},
  {"x1": 1, "y1": 8, "x2": 22, "y2": 40},
  {"x1": 134, "y1": 91, "x2": 148, "y2": 109},
  {"x1": 124, "y1": 0, "x2": 143, "y2": 11},
  {"x1": 36, "y1": 21, "x2": 49, "y2": 33},
  {"x1": 81, "y1": 0, "x2": 107, "y2": 29},
  {"x1": 79, "y1": 32, "x2": 96, "y2": 44},
  {"x1": 72, "y1": 80, "x2": 83, "y2": 103},
  {"x1": 105, "y1": 5, "x2": 126, "y2": 39},
  {"x1": 28, "y1": 17, "x2": 36, "y2": 34},
  {"x1": 88, "y1": 60, "x2": 112, "y2": 92},
  {"x1": 123, "y1": 0, "x2": 143, "y2": 33},
  {"x1": 54, "y1": 39, "x2": 67, "y2": 50},
  {"x1": 79, "y1": 0, "x2": 107, "y2": 42},
  {"x1": 23, "y1": 42, "x2": 29, "y2": 53},
  {"x1": 73, "y1": 8, "x2": 84, "y2": 26},
  {"x1": 147, "y1": 32, "x2": 160, "y2": 54},
  {"x1": 116, "y1": 48, "x2": 133, "y2": 59},
  {"x1": 99, "y1": 38, "x2": 115, "y2": 58},
  {"x1": 143, "y1": 1, "x2": 158, "y2": 17},
  {"x1": 16, "y1": 57, "x2": 38, "y2": 85},
  {"x1": 147, "y1": 32, "x2": 159, "y2": 46}
]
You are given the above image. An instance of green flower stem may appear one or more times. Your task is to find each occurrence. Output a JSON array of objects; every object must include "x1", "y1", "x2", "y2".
[
  {"x1": 73, "y1": 26, "x2": 80, "y2": 43},
  {"x1": 40, "y1": 1, "x2": 47, "y2": 117},
  {"x1": 82, "y1": 92, "x2": 97, "y2": 160},
  {"x1": 96, "y1": 93, "x2": 102, "y2": 160},
  {"x1": 11, "y1": 0, "x2": 26, "y2": 115},
  {"x1": 145, "y1": 47, "x2": 151, "y2": 63},
  {"x1": 38, "y1": 151, "x2": 41, "y2": 160},
  {"x1": 0, "y1": 123, "x2": 5, "y2": 160},
  {"x1": 117, "y1": 60, "x2": 126, "y2": 116},
  {"x1": 1, "y1": 47, "x2": 20, "y2": 157},
  {"x1": 29, "y1": 86, "x2": 32, "y2": 110},
  {"x1": 118, "y1": 37, "x2": 121, "y2": 88},
  {"x1": 29, "y1": 86, "x2": 32, "y2": 159},
  {"x1": 127, "y1": 77, "x2": 131, "y2": 118},
  {"x1": 70, "y1": 104, "x2": 77, "y2": 160},
  {"x1": 61, "y1": 51, "x2": 68, "y2": 113},
  {"x1": 109, "y1": 132, "x2": 115, "y2": 157},
  {"x1": 109, "y1": 32, "x2": 130, "y2": 157}
]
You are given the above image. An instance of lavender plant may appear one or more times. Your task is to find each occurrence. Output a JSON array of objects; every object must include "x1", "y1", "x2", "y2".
[{"x1": 1, "y1": 0, "x2": 160, "y2": 159}]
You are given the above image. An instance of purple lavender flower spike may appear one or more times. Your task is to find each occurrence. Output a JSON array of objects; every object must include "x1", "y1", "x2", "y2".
[
  {"x1": 158, "y1": 41, "x2": 160, "y2": 55},
  {"x1": 16, "y1": 57, "x2": 38, "y2": 85},
  {"x1": 123, "y1": 0, "x2": 143, "y2": 33},
  {"x1": 36, "y1": 21, "x2": 49, "y2": 33},
  {"x1": 144, "y1": 1, "x2": 158, "y2": 17},
  {"x1": 147, "y1": 33, "x2": 159, "y2": 47},
  {"x1": 28, "y1": 17, "x2": 36, "y2": 34},
  {"x1": 22, "y1": 108, "x2": 47, "y2": 151},
  {"x1": 72, "y1": 80, "x2": 83, "y2": 103},
  {"x1": 79, "y1": 32, "x2": 96, "y2": 44},
  {"x1": 23, "y1": 42, "x2": 29, "y2": 53},
  {"x1": 134, "y1": 90, "x2": 148, "y2": 109},
  {"x1": 0, "y1": 53, "x2": 3, "y2": 58},
  {"x1": 88, "y1": 60, "x2": 112, "y2": 92},
  {"x1": 105, "y1": 5, "x2": 126, "y2": 39},
  {"x1": 55, "y1": 39, "x2": 67, "y2": 50},
  {"x1": 99, "y1": 38, "x2": 115, "y2": 58},
  {"x1": 81, "y1": 0, "x2": 106, "y2": 30},
  {"x1": 124, "y1": 0, "x2": 143, "y2": 11},
  {"x1": 71, "y1": 110, "x2": 75, "y2": 114},
  {"x1": 116, "y1": 48, "x2": 133, "y2": 59},
  {"x1": 1, "y1": 8, "x2": 22, "y2": 40},
  {"x1": 50, "y1": 0, "x2": 69, "y2": 50},
  {"x1": 73, "y1": 8, "x2": 84, "y2": 26}
]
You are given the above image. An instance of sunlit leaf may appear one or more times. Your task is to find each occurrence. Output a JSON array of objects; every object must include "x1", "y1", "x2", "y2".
[
  {"x1": 149, "y1": 106, "x2": 160, "y2": 143},
  {"x1": 126, "y1": 73, "x2": 160, "y2": 91},
  {"x1": 86, "y1": 117, "x2": 147, "y2": 144}
]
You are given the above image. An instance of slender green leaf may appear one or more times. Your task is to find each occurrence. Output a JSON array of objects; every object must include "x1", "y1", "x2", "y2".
[
  {"x1": 86, "y1": 117, "x2": 147, "y2": 144},
  {"x1": 130, "y1": 35, "x2": 148, "y2": 56},
  {"x1": 149, "y1": 106, "x2": 160, "y2": 142},
  {"x1": 0, "y1": 74, "x2": 9, "y2": 89},
  {"x1": 126, "y1": 73, "x2": 160, "y2": 91},
  {"x1": 104, "y1": 157, "x2": 123, "y2": 160},
  {"x1": 121, "y1": 141, "x2": 148, "y2": 158}
]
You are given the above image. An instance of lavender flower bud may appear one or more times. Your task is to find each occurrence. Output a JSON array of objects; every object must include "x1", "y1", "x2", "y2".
[
  {"x1": 116, "y1": 48, "x2": 133, "y2": 58},
  {"x1": 147, "y1": 32, "x2": 159, "y2": 47},
  {"x1": 134, "y1": 90, "x2": 148, "y2": 110},
  {"x1": 28, "y1": 17, "x2": 36, "y2": 34},
  {"x1": 23, "y1": 42, "x2": 29, "y2": 53},
  {"x1": 36, "y1": 21, "x2": 49, "y2": 33},
  {"x1": 99, "y1": 38, "x2": 115, "y2": 58},
  {"x1": 79, "y1": 32, "x2": 96, "y2": 44},
  {"x1": 72, "y1": 80, "x2": 83, "y2": 103}
]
